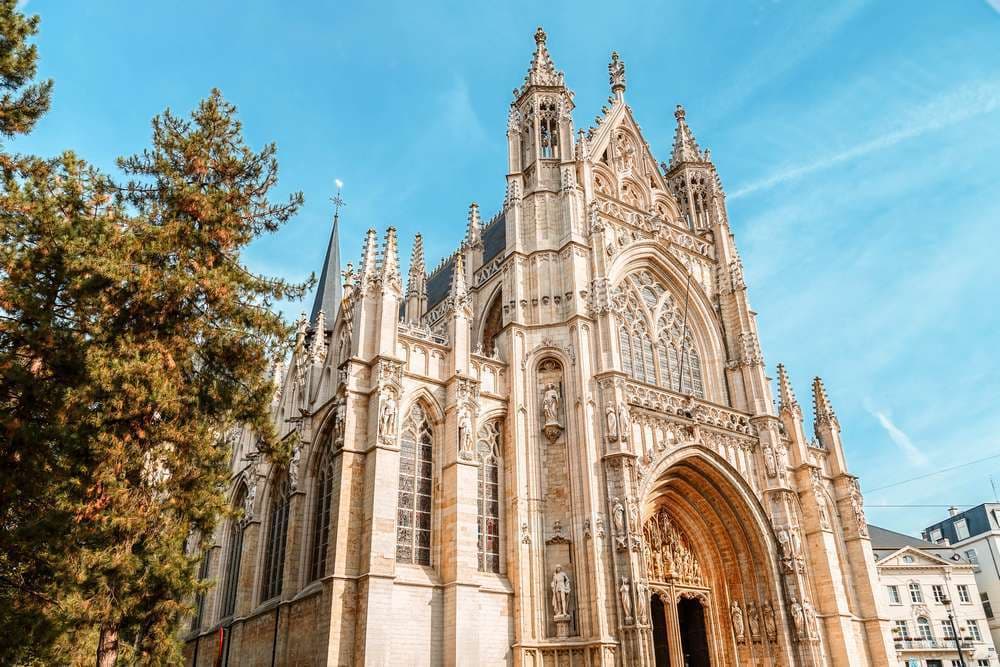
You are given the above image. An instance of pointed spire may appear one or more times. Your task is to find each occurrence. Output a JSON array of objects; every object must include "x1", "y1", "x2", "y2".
[
  {"x1": 669, "y1": 104, "x2": 708, "y2": 169},
  {"x1": 449, "y1": 252, "x2": 470, "y2": 316},
  {"x1": 407, "y1": 233, "x2": 426, "y2": 297},
  {"x1": 310, "y1": 188, "x2": 344, "y2": 327},
  {"x1": 516, "y1": 26, "x2": 565, "y2": 97},
  {"x1": 380, "y1": 227, "x2": 401, "y2": 288},
  {"x1": 776, "y1": 364, "x2": 800, "y2": 416},
  {"x1": 608, "y1": 51, "x2": 626, "y2": 102},
  {"x1": 466, "y1": 202, "x2": 482, "y2": 247},
  {"x1": 309, "y1": 310, "x2": 327, "y2": 364},
  {"x1": 358, "y1": 228, "x2": 378, "y2": 284},
  {"x1": 812, "y1": 376, "x2": 838, "y2": 430}
]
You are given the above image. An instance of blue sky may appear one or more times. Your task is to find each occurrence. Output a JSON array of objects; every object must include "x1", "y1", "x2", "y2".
[{"x1": 11, "y1": 1, "x2": 1000, "y2": 537}]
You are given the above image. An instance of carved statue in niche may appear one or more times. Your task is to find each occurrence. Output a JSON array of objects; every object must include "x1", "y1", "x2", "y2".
[
  {"x1": 618, "y1": 402, "x2": 631, "y2": 441},
  {"x1": 458, "y1": 407, "x2": 474, "y2": 460},
  {"x1": 605, "y1": 404, "x2": 619, "y2": 441},
  {"x1": 778, "y1": 528, "x2": 795, "y2": 573},
  {"x1": 244, "y1": 478, "x2": 256, "y2": 521},
  {"x1": 803, "y1": 600, "x2": 819, "y2": 638},
  {"x1": 635, "y1": 581, "x2": 648, "y2": 623},
  {"x1": 551, "y1": 565, "x2": 572, "y2": 618},
  {"x1": 542, "y1": 383, "x2": 561, "y2": 426},
  {"x1": 762, "y1": 601, "x2": 778, "y2": 642},
  {"x1": 379, "y1": 392, "x2": 397, "y2": 438},
  {"x1": 618, "y1": 577, "x2": 633, "y2": 622},
  {"x1": 333, "y1": 395, "x2": 347, "y2": 447},
  {"x1": 288, "y1": 443, "x2": 302, "y2": 490},
  {"x1": 812, "y1": 470, "x2": 832, "y2": 529},
  {"x1": 612, "y1": 498, "x2": 625, "y2": 535},
  {"x1": 763, "y1": 445, "x2": 777, "y2": 478},
  {"x1": 849, "y1": 478, "x2": 868, "y2": 536},
  {"x1": 731, "y1": 600, "x2": 745, "y2": 644},
  {"x1": 747, "y1": 601, "x2": 760, "y2": 641},
  {"x1": 790, "y1": 597, "x2": 806, "y2": 639},
  {"x1": 642, "y1": 507, "x2": 703, "y2": 585}
]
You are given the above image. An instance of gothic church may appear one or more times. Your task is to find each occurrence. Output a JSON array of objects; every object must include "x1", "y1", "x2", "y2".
[{"x1": 184, "y1": 28, "x2": 896, "y2": 666}]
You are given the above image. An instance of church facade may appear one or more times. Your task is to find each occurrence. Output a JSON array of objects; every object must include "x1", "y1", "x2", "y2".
[{"x1": 184, "y1": 28, "x2": 896, "y2": 667}]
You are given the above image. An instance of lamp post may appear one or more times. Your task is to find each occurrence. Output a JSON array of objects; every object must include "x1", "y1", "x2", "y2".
[{"x1": 942, "y1": 597, "x2": 966, "y2": 667}]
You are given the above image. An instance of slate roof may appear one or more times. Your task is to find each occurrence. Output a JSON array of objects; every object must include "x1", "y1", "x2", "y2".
[{"x1": 868, "y1": 524, "x2": 964, "y2": 563}]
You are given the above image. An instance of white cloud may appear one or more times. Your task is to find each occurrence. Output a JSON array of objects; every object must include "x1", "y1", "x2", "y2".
[
  {"x1": 730, "y1": 80, "x2": 1000, "y2": 199},
  {"x1": 987, "y1": 0, "x2": 1000, "y2": 13},
  {"x1": 869, "y1": 409, "x2": 929, "y2": 467}
]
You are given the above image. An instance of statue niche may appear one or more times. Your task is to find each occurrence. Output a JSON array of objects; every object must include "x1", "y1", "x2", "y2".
[{"x1": 642, "y1": 507, "x2": 704, "y2": 586}]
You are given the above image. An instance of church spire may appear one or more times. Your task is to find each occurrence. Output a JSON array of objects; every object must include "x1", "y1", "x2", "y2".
[
  {"x1": 310, "y1": 186, "x2": 344, "y2": 327},
  {"x1": 517, "y1": 26, "x2": 565, "y2": 96},
  {"x1": 812, "y1": 376, "x2": 838, "y2": 431},
  {"x1": 449, "y1": 252, "x2": 470, "y2": 316},
  {"x1": 608, "y1": 51, "x2": 626, "y2": 103},
  {"x1": 358, "y1": 228, "x2": 378, "y2": 284},
  {"x1": 380, "y1": 227, "x2": 402, "y2": 295},
  {"x1": 668, "y1": 104, "x2": 707, "y2": 169},
  {"x1": 465, "y1": 202, "x2": 482, "y2": 248},
  {"x1": 776, "y1": 364, "x2": 800, "y2": 416},
  {"x1": 405, "y1": 233, "x2": 427, "y2": 324}
]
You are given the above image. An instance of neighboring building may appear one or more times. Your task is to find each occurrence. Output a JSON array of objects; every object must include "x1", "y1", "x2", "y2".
[
  {"x1": 871, "y1": 524, "x2": 998, "y2": 667},
  {"x1": 924, "y1": 504, "x2": 1000, "y2": 651},
  {"x1": 183, "y1": 28, "x2": 898, "y2": 666}
]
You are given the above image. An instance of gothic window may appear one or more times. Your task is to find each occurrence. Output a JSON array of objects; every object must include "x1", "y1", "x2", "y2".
[
  {"x1": 260, "y1": 475, "x2": 290, "y2": 602},
  {"x1": 477, "y1": 419, "x2": 503, "y2": 573},
  {"x1": 615, "y1": 271, "x2": 705, "y2": 398},
  {"x1": 396, "y1": 404, "x2": 433, "y2": 566},
  {"x1": 220, "y1": 485, "x2": 247, "y2": 618},
  {"x1": 481, "y1": 294, "x2": 503, "y2": 357},
  {"x1": 539, "y1": 101, "x2": 558, "y2": 159},
  {"x1": 191, "y1": 549, "x2": 211, "y2": 630},
  {"x1": 309, "y1": 447, "x2": 338, "y2": 582}
]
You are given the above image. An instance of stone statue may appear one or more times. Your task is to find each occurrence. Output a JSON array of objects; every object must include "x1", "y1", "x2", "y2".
[
  {"x1": 551, "y1": 565, "x2": 571, "y2": 617},
  {"x1": 605, "y1": 404, "x2": 618, "y2": 441},
  {"x1": 803, "y1": 600, "x2": 818, "y2": 638},
  {"x1": 762, "y1": 601, "x2": 777, "y2": 642},
  {"x1": 458, "y1": 408, "x2": 473, "y2": 459},
  {"x1": 618, "y1": 577, "x2": 633, "y2": 621},
  {"x1": 635, "y1": 581, "x2": 648, "y2": 623},
  {"x1": 747, "y1": 601, "x2": 760, "y2": 641},
  {"x1": 628, "y1": 498, "x2": 639, "y2": 529},
  {"x1": 763, "y1": 446, "x2": 777, "y2": 478},
  {"x1": 542, "y1": 383, "x2": 561, "y2": 426},
  {"x1": 778, "y1": 529, "x2": 795, "y2": 573},
  {"x1": 334, "y1": 396, "x2": 347, "y2": 445},
  {"x1": 244, "y1": 480, "x2": 256, "y2": 521},
  {"x1": 379, "y1": 394, "x2": 397, "y2": 437},
  {"x1": 731, "y1": 600, "x2": 745, "y2": 643},
  {"x1": 288, "y1": 444, "x2": 302, "y2": 490},
  {"x1": 618, "y1": 402, "x2": 631, "y2": 441},
  {"x1": 612, "y1": 498, "x2": 625, "y2": 535},
  {"x1": 790, "y1": 597, "x2": 806, "y2": 639}
]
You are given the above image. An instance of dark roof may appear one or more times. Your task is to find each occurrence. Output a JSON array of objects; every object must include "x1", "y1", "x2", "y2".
[
  {"x1": 483, "y1": 212, "x2": 506, "y2": 263},
  {"x1": 868, "y1": 524, "x2": 963, "y2": 562},
  {"x1": 426, "y1": 256, "x2": 455, "y2": 310},
  {"x1": 310, "y1": 212, "x2": 342, "y2": 327},
  {"x1": 923, "y1": 503, "x2": 1000, "y2": 545}
]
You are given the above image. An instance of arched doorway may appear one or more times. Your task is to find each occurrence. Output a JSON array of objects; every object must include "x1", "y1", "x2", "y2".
[{"x1": 640, "y1": 448, "x2": 786, "y2": 667}]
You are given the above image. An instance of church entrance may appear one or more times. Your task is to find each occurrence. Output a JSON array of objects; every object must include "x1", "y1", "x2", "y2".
[
  {"x1": 677, "y1": 595, "x2": 711, "y2": 667},
  {"x1": 651, "y1": 594, "x2": 670, "y2": 666}
]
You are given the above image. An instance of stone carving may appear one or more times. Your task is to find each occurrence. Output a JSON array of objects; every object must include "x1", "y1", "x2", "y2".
[
  {"x1": 747, "y1": 601, "x2": 760, "y2": 642},
  {"x1": 762, "y1": 601, "x2": 777, "y2": 642},
  {"x1": 605, "y1": 403, "x2": 619, "y2": 441},
  {"x1": 618, "y1": 402, "x2": 631, "y2": 441},
  {"x1": 608, "y1": 51, "x2": 626, "y2": 94},
  {"x1": 635, "y1": 581, "x2": 648, "y2": 624},
  {"x1": 551, "y1": 565, "x2": 571, "y2": 618},
  {"x1": 541, "y1": 382, "x2": 563, "y2": 442},
  {"x1": 849, "y1": 478, "x2": 868, "y2": 536},
  {"x1": 790, "y1": 597, "x2": 806, "y2": 639},
  {"x1": 612, "y1": 497, "x2": 627, "y2": 551},
  {"x1": 619, "y1": 577, "x2": 633, "y2": 623},
  {"x1": 333, "y1": 394, "x2": 347, "y2": 448},
  {"x1": 803, "y1": 599, "x2": 819, "y2": 639},
  {"x1": 763, "y1": 445, "x2": 777, "y2": 478},
  {"x1": 288, "y1": 443, "x2": 302, "y2": 491},
  {"x1": 595, "y1": 514, "x2": 606, "y2": 539},
  {"x1": 731, "y1": 600, "x2": 745, "y2": 644},
  {"x1": 379, "y1": 392, "x2": 397, "y2": 439},
  {"x1": 458, "y1": 407, "x2": 474, "y2": 461},
  {"x1": 811, "y1": 470, "x2": 832, "y2": 529},
  {"x1": 642, "y1": 507, "x2": 703, "y2": 585},
  {"x1": 244, "y1": 478, "x2": 256, "y2": 522},
  {"x1": 521, "y1": 522, "x2": 531, "y2": 544}
]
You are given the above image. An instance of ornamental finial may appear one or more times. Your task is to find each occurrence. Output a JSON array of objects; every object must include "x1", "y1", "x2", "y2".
[
  {"x1": 535, "y1": 26, "x2": 547, "y2": 45},
  {"x1": 609, "y1": 51, "x2": 626, "y2": 101}
]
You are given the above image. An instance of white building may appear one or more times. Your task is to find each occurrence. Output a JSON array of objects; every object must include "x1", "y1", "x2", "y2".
[
  {"x1": 924, "y1": 504, "x2": 1000, "y2": 652},
  {"x1": 871, "y1": 524, "x2": 997, "y2": 667}
]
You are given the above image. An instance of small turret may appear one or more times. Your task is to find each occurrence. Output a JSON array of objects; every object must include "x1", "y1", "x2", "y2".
[
  {"x1": 668, "y1": 104, "x2": 708, "y2": 169},
  {"x1": 777, "y1": 364, "x2": 801, "y2": 417},
  {"x1": 812, "y1": 376, "x2": 849, "y2": 474},
  {"x1": 465, "y1": 202, "x2": 482, "y2": 249},
  {"x1": 358, "y1": 228, "x2": 378, "y2": 286},
  {"x1": 380, "y1": 227, "x2": 402, "y2": 296}
]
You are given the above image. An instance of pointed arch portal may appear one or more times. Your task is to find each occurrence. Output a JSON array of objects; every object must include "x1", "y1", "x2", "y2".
[{"x1": 641, "y1": 449, "x2": 787, "y2": 667}]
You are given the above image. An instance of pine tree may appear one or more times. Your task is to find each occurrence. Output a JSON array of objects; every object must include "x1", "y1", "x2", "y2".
[{"x1": 0, "y1": 2, "x2": 309, "y2": 662}]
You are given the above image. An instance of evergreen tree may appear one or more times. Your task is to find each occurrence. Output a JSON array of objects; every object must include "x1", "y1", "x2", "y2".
[{"x1": 0, "y1": 2, "x2": 309, "y2": 662}]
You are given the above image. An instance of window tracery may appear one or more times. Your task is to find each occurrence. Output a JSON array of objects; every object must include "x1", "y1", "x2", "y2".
[
  {"x1": 309, "y1": 446, "x2": 337, "y2": 582},
  {"x1": 614, "y1": 270, "x2": 705, "y2": 398},
  {"x1": 477, "y1": 419, "x2": 503, "y2": 573},
  {"x1": 260, "y1": 474, "x2": 290, "y2": 602},
  {"x1": 396, "y1": 404, "x2": 433, "y2": 565},
  {"x1": 220, "y1": 484, "x2": 247, "y2": 618}
]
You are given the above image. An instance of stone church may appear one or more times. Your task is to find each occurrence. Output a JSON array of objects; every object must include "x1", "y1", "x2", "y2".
[{"x1": 184, "y1": 28, "x2": 897, "y2": 667}]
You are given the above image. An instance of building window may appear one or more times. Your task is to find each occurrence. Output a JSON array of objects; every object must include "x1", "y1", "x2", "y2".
[
  {"x1": 966, "y1": 548, "x2": 980, "y2": 565},
  {"x1": 909, "y1": 582, "x2": 923, "y2": 603},
  {"x1": 933, "y1": 584, "x2": 946, "y2": 603},
  {"x1": 396, "y1": 404, "x2": 433, "y2": 566},
  {"x1": 977, "y1": 660, "x2": 990, "y2": 666},
  {"x1": 902, "y1": 554, "x2": 916, "y2": 564},
  {"x1": 309, "y1": 449, "x2": 337, "y2": 582},
  {"x1": 220, "y1": 485, "x2": 248, "y2": 618},
  {"x1": 260, "y1": 475, "x2": 291, "y2": 602},
  {"x1": 942, "y1": 618, "x2": 956, "y2": 639},
  {"x1": 477, "y1": 419, "x2": 503, "y2": 573},
  {"x1": 955, "y1": 518, "x2": 970, "y2": 541},
  {"x1": 888, "y1": 585, "x2": 902, "y2": 605},
  {"x1": 893, "y1": 619, "x2": 909, "y2": 639},
  {"x1": 930, "y1": 528, "x2": 943, "y2": 542},
  {"x1": 916, "y1": 616, "x2": 933, "y2": 641},
  {"x1": 958, "y1": 584, "x2": 972, "y2": 604},
  {"x1": 191, "y1": 550, "x2": 211, "y2": 631},
  {"x1": 981, "y1": 591, "x2": 993, "y2": 619},
  {"x1": 968, "y1": 619, "x2": 983, "y2": 641}
]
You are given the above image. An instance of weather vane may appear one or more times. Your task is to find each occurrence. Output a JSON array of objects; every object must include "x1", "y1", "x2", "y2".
[{"x1": 331, "y1": 178, "x2": 345, "y2": 216}]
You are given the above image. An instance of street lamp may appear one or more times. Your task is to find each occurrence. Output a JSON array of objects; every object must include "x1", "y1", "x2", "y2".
[{"x1": 941, "y1": 597, "x2": 966, "y2": 667}]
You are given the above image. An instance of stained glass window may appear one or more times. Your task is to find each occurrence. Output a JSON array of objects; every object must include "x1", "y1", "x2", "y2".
[
  {"x1": 477, "y1": 420, "x2": 503, "y2": 573},
  {"x1": 396, "y1": 404, "x2": 433, "y2": 566}
]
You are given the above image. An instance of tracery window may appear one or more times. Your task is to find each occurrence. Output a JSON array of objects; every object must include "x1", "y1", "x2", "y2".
[
  {"x1": 260, "y1": 475, "x2": 290, "y2": 602},
  {"x1": 615, "y1": 270, "x2": 705, "y2": 398},
  {"x1": 191, "y1": 549, "x2": 211, "y2": 630},
  {"x1": 477, "y1": 419, "x2": 503, "y2": 573},
  {"x1": 396, "y1": 404, "x2": 433, "y2": 566},
  {"x1": 309, "y1": 447, "x2": 338, "y2": 582},
  {"x1": 220, "y1": 484, "x2": 247, "y2": 618},
  {"x1": 539, "y1": 101, "x2": 558, "y2": 159}
]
